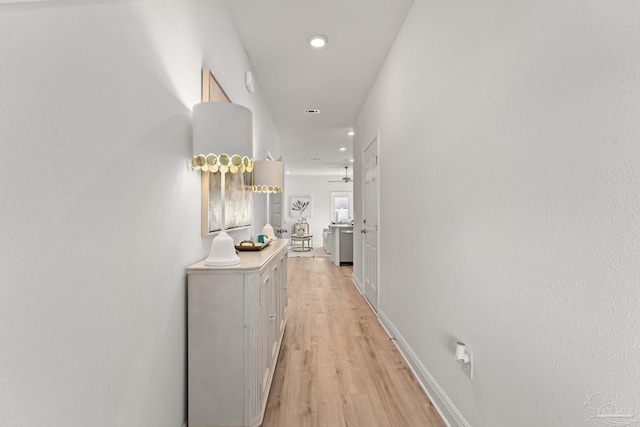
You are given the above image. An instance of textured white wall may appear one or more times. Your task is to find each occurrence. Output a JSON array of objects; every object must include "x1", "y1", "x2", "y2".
[
  {"x1": 354, "y1": 0, "x2": 640, "y2": 426},
  {"x1": 0, "y1": 1, "x2": 278, "y2": 426},
  {"x1": 284, "y1": 175, "x2": 353, "y2": 244}
]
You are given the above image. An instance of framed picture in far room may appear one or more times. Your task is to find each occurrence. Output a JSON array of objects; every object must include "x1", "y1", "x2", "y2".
[{"x1": 290, "y1": 195, "x2": 312, "y2": 218}]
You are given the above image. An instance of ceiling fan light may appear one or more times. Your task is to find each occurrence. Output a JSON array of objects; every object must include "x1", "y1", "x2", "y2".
[{"x1": 327, "y1": 166, "x2": 354, "y2": 183}]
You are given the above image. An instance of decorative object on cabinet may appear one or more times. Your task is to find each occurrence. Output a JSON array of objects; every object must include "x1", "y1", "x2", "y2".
[
  {"x1": 187, "y1": 239, "x2": 288, "y2": 427},
  {"x1": 235, "y1": 240, "x2": 271, "y2": 251},
  {"x1": 290, "y1": 195, "x2": 311, "y2": 218},
  {"x1": 252, "y1": 159, "x2": 284, "y2": 240}
]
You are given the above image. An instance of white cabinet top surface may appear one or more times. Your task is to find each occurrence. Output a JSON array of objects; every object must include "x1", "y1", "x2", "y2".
[{"x1": 187, "y1": 239, "x2": 288, "y2": 273}]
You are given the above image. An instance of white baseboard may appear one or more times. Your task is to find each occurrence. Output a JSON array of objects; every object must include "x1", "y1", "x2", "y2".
[
  {"x1": 377, "y1": 311, "x2": 471, "y2": 427},
  {"x1": 351, "y1": 272, "x2": 363, "y2": 294}
]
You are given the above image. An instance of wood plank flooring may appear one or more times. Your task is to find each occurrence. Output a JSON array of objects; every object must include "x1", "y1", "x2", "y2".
[{"x1": 262, "y1": 258, "x2": 446, "y2": 427}]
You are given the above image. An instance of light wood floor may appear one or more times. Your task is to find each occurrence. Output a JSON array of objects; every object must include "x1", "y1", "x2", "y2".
[{"x1": 262, "y1": 258, "x2": 446, "y2": 427}]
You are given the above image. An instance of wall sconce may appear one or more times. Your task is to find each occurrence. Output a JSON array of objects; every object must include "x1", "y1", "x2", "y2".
[
  {"x1": 252, "y1": 159, "x2": 283, "y2": 240},
  {"x1": 192, "y1": 102, "x2": 252, "y2": 266}
]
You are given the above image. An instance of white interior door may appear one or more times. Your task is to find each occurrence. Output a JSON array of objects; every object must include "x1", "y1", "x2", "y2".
[{"x1": 363, "y1": 138, "x2": 379, "y2": 311}]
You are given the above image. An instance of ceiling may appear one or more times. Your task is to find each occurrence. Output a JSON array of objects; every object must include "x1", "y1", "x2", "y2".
[{"x1": 226, "y1": 0, "x2": 415, "y2": 178}]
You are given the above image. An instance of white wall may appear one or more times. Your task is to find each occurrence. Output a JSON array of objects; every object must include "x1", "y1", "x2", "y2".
[
  {"x1": 0, "y1": 1, "x2": 278, "y2": 426},
  {"x1": 284, "y1": 175, "x2": 353, "y2": 245},
  {"x1": 353, "y1": 1, "x2": 640, "y2": 426}
]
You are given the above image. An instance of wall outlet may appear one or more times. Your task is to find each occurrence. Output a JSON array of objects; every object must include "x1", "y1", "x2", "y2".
[{"x1": 461, "y1": 351, "x2": 473, "y2": 379}]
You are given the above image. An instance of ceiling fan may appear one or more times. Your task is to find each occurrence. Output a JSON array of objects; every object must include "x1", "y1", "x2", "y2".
[{"x1": 329, "y1": 166, "x2": 354, "y2": 183}]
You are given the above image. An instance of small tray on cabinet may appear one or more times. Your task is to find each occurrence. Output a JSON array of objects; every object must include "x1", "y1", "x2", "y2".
[{"x1": 235, "y1": 240, "x2": 271, "y2": 251}]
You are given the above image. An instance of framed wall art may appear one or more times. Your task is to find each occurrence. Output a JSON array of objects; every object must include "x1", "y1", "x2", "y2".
[
  {"x1": 202, "y1": 167, "x2": 252, "y2": 234},
  {"x1": 290, "y1": 195, "x2": 312, "y2": 218}
]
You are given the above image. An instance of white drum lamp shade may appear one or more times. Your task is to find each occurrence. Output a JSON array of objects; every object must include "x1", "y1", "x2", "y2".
[
  {"x1": 193, "y1": 102, "x2": 252, "y2": 157},
  {"x1": 252, "y1": 160, "x2": 284, "y2": 240},
  {"x1": 253, "y1": 160, "x2": 284, "y2": 193}
]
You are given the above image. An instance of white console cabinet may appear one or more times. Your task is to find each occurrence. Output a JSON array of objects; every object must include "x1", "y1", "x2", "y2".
[{"x1": 187, "y1": 239, "x2": 288, "y2": 427}]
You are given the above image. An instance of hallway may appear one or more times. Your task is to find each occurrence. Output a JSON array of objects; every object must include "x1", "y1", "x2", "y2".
[{"x1": 262, "y1": 258, "x2": 446, "y2": 427}]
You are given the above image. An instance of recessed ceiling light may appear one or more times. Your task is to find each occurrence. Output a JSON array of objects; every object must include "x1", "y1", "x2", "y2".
[
  {"x1": 309, "y1": 34, "x2": 328, "y2": 48},
  {"x1": 339, "y1": 147, "x2": 346, "y2": 151},
  {"x1": 350, "y1": 159, "x2": 354, "y2": 162},
  {"x1": 347, "y1": 130, "x2": 354, "y2": 136},
  {"x1": 304, "y1": 109, "x2": 320, "y2": 114}
]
